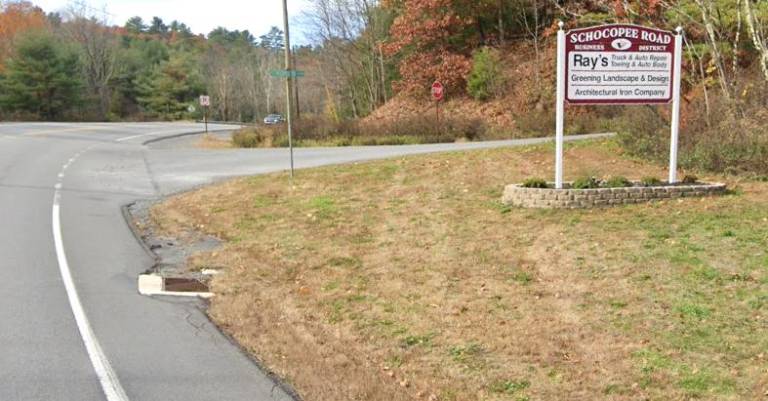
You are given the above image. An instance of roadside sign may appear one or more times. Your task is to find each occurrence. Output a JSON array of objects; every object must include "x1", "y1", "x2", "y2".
[
  {"x1": 553, "y1": 22, "x2": 683, "y2": 188},
  {"x1": 431, "y1": 81, "x2": 444, "y2": 102},
  {"x1": 199, "y1": 96, "x2": 210, "y2": 133},
  {"x1": 270, "y1": 70, "x2": 305, "y2": 78},
  {"x1": 565, "y1": 24, "x2": 676, "y2": 104},
  {"x1": 188, "y1": 105, "x2": 196, "y2": 113}
]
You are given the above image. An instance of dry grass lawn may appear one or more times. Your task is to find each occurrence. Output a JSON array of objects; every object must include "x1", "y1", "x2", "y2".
[
  {"x1": 195, "y1": 133, "x2": 233, "y2": 149},
  {"x1": 151, "y1": 140, "x2": 768, "y2": 401}
]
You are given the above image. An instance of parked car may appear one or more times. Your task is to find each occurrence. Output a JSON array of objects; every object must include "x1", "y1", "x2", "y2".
[{"x1": 263, "y1": 114, "x2": 285, "y2": 125}]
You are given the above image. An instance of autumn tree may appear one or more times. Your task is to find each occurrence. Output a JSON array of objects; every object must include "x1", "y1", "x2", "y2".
[
  {"x1": 0, "y1": 1, "x2": 47, "y2": 72},
  {"x1": 383, "y1": 0, "x2": 475, "y2": 95}
]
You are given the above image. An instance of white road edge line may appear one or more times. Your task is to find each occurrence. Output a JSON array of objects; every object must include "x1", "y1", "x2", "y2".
[{"x1": 52, "y1": 152, "x2": 130, "y2": 401}]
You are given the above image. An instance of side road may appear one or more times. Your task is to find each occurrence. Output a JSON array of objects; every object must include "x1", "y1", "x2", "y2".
[
  {"x1": 143, "y1": 132, "x2": 614, "y2": 195},
  {"x1": 0, "y1": 122, "x2": 609, "y2": 401}
]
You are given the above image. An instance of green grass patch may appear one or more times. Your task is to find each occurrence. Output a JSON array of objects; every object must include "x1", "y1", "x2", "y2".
[
  {"x1": 308, "y1": 195, "x2": 337, "y2": 218},
  {"x1": 489, "y1": 379, "x2": 531, "y2": 395},
  {"x1": 448, "y1": 342, "x2": 486, "y2": 370}
]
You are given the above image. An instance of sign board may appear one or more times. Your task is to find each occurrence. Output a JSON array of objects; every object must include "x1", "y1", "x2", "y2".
[
  {"x1": 199, "y1": 95, "x2": 211, "y2": 107},
  {"x1": 565, "y1": 24, "x2": 676, "y2": 104},
  {"x1": 270, "y1": 70, "x2": 305, "y2": 78},
  {"x1": 553, "y1": 22, "x2": 683, "y2": 188},
  {"x1": 431, "y1": 81, "x2": 444, "y2": 101}
]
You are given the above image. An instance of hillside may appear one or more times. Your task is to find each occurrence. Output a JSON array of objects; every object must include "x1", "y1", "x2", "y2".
[{"x1": 364, "y1": 42, "x2": 556, "y2": 134}]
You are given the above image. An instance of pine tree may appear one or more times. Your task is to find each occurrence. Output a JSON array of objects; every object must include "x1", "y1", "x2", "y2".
[
  {"x1": 137, "y1": 51, "x2": 203, "y2": 119},
  {"x1": 259, "y1": 27, "x2": 284, "y2": 50},
  {"x1": 0, "y1": 32, "x2": 82, "y2": 120},
  {"x1": 125, "y1": 16, "x2": 147, "y2": 34}
]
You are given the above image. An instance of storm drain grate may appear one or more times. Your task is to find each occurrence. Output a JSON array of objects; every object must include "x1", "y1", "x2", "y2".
[{"x1": 163, "y1": 278, "x2": 209, "y2": 292}]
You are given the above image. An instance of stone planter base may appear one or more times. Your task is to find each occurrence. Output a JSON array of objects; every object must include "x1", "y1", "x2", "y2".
[{"x1": 502, "y1": 182, "x2": 727, "y2": 209}]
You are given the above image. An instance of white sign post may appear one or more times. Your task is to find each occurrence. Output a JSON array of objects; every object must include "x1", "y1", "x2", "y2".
[
  {"x1": 199, "y1": 95, "x2": 210, "y2": 133},
  {"x1": 555, "y1": 22, "x2": 566, "y2": 189},
  {"x1": 554, "y1": 23, "x2": 683, "y2": 187},
  {"x1": 668, "y1": 27, "x2": 683, "y2": 183}
]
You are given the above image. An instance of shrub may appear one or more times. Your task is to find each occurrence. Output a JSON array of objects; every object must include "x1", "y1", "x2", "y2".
[
  {"x1": 232, "y1": 127, "x2": 268, "y2": 148},
  {"x1": 515, "y1": 105, "x2": 620, "y2": 138},
  {"x1": 604, "y1": 176, "x2": 632, "y2": 188},
  {"x1": 521, "y1": 178, "x2": 549, "y2": 188},
  {"x1": 515, "y1": 109, "x2": 553, "y2": 137},
  {"x1": 617, "y1": 77, "x2": 768, "y2": 175},
  {"x1": 232, "y1": 115, "x2": 490, "y2": 148},
  {"x1": 682, "y1": 175, "x2": 699, "y2": 184},
  {"x1": 467, "y1": 47, "x2": 504, "y2": 101},
  {"x1": 615, "y1": 106, "x2": 669, "y2": 164},
  {"x1": 572, "y1": 176, "x2": 600, "y2": 189},
  {"x1": 568, "y1": 106, "x2": 623, "y2": 135},
  {"x1": 640, "y1": 176, "x2": 663, "y2": 187}
]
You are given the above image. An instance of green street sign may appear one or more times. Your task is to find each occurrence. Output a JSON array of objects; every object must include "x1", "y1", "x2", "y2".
[{"x1": 270, "y1": 69, "x2": 305, "y2": 78}]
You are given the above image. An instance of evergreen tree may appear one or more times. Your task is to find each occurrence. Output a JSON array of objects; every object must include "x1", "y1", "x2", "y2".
[
  {"x1": 209, "y1": 27, "x2": 256, "y2": 47},
  {"x1": 259, "y1": 26, "x2": 284, "y2": 50},
  {"x1": 137, "y1": 51, "x2": 203, "y2": 118},
  {"x1": 0, "y1": 32, "x2": 82, "y2": 120},
  {"x1": 147, "y1": 17, "x2": 168, "y2": 36},
  {"x1": 125, "y1": 16, "x2": 146, "y2": 34},
  {"x1": 169, "y1": 20, "x2": 193, "y2": 38}
]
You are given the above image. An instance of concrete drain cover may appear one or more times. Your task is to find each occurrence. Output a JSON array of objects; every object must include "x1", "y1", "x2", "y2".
[{"x1": 138, "y1": 274, "x2": 213, "y2": 298}]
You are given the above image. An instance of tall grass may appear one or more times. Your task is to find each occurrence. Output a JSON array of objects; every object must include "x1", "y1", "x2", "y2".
[
  {"x1": 616, "y1": 81, "x2": 768, "y2": 175},
  {"x1": 232, "y1": 115, "x2": 489, "y2": 148}
]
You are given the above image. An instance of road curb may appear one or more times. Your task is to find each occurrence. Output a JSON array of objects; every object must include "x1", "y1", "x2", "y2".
[
  {"x1": 124, "y1": 203, "x2": 303, "y2": 401},
  {"x1": 200, "y1": 300, "x2": 305, "y2": 401},
  {"x1": 141, "y1": 128, "x2": 236, "y2": 146},
  {"x1": 120, "y1": 202, "x2": 160, "y2": 269}
]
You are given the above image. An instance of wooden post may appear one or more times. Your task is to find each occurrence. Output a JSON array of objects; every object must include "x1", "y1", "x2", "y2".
[{"x1": 282, "y1": 0, "x2": 294, "y2": 179}]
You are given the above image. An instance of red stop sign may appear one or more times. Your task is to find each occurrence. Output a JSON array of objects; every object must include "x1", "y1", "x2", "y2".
[{"x1": 431, "y1": 81, "x2": 444, "y2": 101}]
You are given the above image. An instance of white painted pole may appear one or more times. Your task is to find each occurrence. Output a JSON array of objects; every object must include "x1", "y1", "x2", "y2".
[
  {"x1": 668, "y1": 27, "x2": 683, "y2": 184},
  {"x1": 555, "y1": 21, "x2": 566, "y2": 189}
]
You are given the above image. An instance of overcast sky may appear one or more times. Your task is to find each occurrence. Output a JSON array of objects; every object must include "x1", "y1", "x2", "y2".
[{"x1": 32, "y1": 0, "x2": 312, "y2": 43}]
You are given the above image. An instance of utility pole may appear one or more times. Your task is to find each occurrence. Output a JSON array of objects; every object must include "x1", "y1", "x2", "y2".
[{"x1": 282, "y1": 0, "x2": 295, "y2": 179}]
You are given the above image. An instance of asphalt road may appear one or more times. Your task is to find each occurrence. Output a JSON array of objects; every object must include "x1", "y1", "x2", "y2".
[{"x1": 0, "y1": 122, "x2": 610, "y2": 401}]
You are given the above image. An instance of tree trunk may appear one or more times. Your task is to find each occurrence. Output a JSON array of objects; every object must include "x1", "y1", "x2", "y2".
[
  {"x1": 695, "y1": 0, "x2": 731, "y2": 98},
  {"x1": 379, "y1": 43, "x2": 388, "y2": 103},
  {"x1": 498, "y1": 0, "x2": 505, "y2": 45},
  {"x1": 743, "y1": 0, "x2": 768, "y2": 83},
  {"x1": 686, "y1": 38, "x2": 711, "y2": 126}
]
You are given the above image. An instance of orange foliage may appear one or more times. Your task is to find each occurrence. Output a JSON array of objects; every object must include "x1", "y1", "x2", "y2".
[
  {"x1": 613, "y1": 0, "x2": 664, "y2": 21},
  {"x1": 0, "y1": 1, "x2": 47, "y2": 71},
  {"x1": 383, "y1": 0, "x2": 476, "y2": 96}
]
